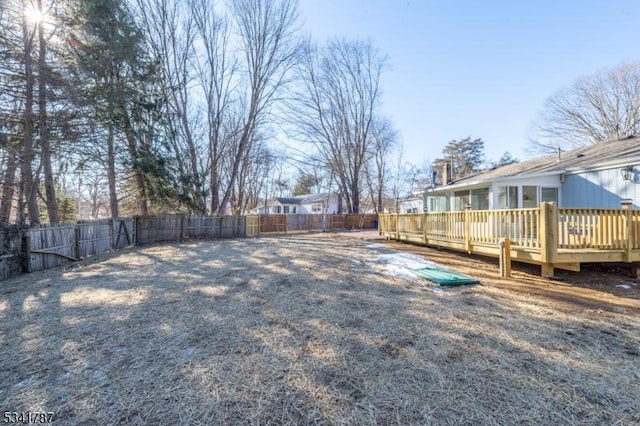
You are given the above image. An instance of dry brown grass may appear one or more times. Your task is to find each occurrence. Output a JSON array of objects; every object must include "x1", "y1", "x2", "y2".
[{"x1": 1, "y1": 232, "x2": 639, "y2": 425}]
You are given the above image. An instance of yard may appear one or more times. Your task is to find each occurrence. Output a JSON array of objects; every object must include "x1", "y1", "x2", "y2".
[{"x1": 1, "y1": 231, "x2": 639, "y2": 425}]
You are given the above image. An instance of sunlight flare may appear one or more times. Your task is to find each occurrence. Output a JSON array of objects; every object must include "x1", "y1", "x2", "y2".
[{"x1": 24, "y1": 4, "x2": 45, "y2": 24}]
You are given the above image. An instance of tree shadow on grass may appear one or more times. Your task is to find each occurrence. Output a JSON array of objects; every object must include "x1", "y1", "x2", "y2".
[{"x1": 0, "y1": 235, "x2": 639, "y2": 424}]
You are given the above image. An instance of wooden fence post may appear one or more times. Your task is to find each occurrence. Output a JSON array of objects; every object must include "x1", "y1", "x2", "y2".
[
  {"x1": 395, "y1": 212, "x2": 400, "y2": 240},
  {"x1": 180, "y1": 215, "x2": 185, "y2": 241},
  {"x1": 74, "y1": 225, "x2": 81, "y2": 260},
  {"x1": 540, "y1": 202, "x2": 558, "y2": 277},
  {"x1": 621, "y1": 199, "x2": 633, "y2": 262},
  {"x1": 21, "y1": 232, "x2": 31, "y2": 273},
  {"x1": 109, "y1": 219, "x2": 114, "y2": 249},
  {"x1": 134, "y1": 216, "x2": 140, "y2": 246}
]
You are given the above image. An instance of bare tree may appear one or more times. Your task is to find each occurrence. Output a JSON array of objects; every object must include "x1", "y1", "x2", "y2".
[
  {"x1": 531, "y1": 62, "x2": 640, "y2": 153},
  {"x1": 363, "y1": 116, "x2": 398, "y2": 213},
  {"x1": 191, "y1": 0, "x2": 236, "y2": 214},
  {"x1": 135, "y1": 0, "x2": 209, "y2": 214},
  {"x1": 292, "y1": 38, "x2": 390, "y2": 213},
  {"x1": 217, "y1": 0, "x2": 301, "y2": 216}
]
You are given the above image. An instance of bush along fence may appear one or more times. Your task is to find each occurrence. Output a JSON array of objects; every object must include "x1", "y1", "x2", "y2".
[{"x1": 0, "y1": 213, "x2": 378, "y2": 282}]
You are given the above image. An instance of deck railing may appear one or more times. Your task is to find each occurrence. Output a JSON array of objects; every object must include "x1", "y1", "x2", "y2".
[
  {"x1": 379, "y1": 202, "x2": 640, "y2": 277},
  {"x1": 557, "y1": 208, "x2": 640, "y2": 249},
  {"x1": 383, "y1": 209, "x2": 541, "y2": 248}
]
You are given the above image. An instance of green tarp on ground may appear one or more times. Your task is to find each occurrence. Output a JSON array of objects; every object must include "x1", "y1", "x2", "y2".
[{"x1": 412, "y1": 267, "x2": 479, "y2": 286}]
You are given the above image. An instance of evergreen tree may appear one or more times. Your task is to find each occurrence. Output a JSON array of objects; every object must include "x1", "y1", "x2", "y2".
[
  {"x1": 292, "y1": 173, "x2": 320, "y2": 196},
  {"x1": 496, "y1": 151, "x2": 519, "y2": 166},
  {"x1": 437, "y1": 137, "x2": 485, "y2": 180},
  {"x1": 66, "y1": 0, "x2": 159, "y2": 216}
]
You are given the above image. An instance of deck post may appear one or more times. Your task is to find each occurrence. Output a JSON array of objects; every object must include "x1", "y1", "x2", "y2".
[
  {"x1": 499, "y1": 238, "x2": 511, "y2": 277},
  {"x1": 422, "y1": 212, "x2": 428, "y2": 244},
  {"x1": 540, "y1": 202, "x2": 558, "y2": 277},
  {"x1": 464, "y1": 204, "x2": 471, "y2": 253},
  {"x1": 621, "y1": 199, "x2": 633, "y2": 262}
]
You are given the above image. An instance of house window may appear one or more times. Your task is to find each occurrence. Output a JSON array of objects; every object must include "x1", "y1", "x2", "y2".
[
  {"x1": 471, "y1": 188, "x2": 489, "y2": 210},
  {"x1": 522, "y1": 186, "x2": 538, "y2": 208},
  {"x1": 428, "y1": 196, "x2": 448, "y2": 212},
  {"x1": 498, "y1": 186, "x2": 518, "y2": 209},
  {"x1": 274, "y1": 206, "x2": 282, "y2": 214},
  {"x1": 453, "y1": 191, "x2": 470, "y2": 211},
  {"x1": 284, "y1": 206, "x2": 290, "y2": 214},
  {"x1": 541, "y1": 187, "x2": 558, "y2": 203},
  {"x1": 292, "y1": 206, "x2": 296, "y2": 214},
  {"x1": 312, "y1": 203, "x2": 322, "y2": 213}
]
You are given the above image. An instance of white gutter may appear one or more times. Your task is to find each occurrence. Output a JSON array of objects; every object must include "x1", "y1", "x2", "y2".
[{"x1": 425, "y1": 170, "x2": 565, "y2": 193}]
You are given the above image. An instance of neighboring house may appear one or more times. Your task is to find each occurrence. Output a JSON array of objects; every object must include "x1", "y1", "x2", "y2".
[
  {"x1": 398, "y1": 192, "x2": 425, "y2": 213},
  {"x1": 424, "y1": 136, "x2": 640, "y2": 211},
  {"x1": 76, "y1": 199, "x2": 110, "y2": 221},
  {"x1": 251, "y1": 193, "x2": 346, "y2": 214}
]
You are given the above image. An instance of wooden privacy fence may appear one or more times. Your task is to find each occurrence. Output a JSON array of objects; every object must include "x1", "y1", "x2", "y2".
[
  {"x1": 1, "y1": 213, "x2": 377, "y2": 281},
  {"x1": 28, "y1": 219, "x2": 135, "y2": 273},
  {"x1": 135, "y1": 215, "x2": 247, "y2": 245},
  {"x1": 0, "y1": 226, "x2": 24, "y2": 281},
  {"x1": 255, "y1": 213, "x2": 377, "y2": 234},
  {"x1": 380, "y1": 202, "x2": 640, "y2": 278},
  {"x1": 0, "y1": 219, "x2": 134, "y2": 280}
]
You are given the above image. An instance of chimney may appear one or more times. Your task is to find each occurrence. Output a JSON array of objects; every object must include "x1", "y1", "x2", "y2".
[{"x1": 441, "y1": 162, "x2": 451, "y2": 185}]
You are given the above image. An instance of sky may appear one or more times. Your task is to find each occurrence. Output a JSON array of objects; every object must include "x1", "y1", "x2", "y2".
[{"x1": 297, "y1": 0, "x2": 640, "y2": 165}]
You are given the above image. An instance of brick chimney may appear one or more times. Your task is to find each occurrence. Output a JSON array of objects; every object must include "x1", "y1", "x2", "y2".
[{"x1": 440, "y1": 161, "x2": 452, "y2": 185}]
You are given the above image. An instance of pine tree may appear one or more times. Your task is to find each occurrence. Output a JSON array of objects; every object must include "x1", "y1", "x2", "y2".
[{"x1": 438, "y1": 137, "x2": 485, "y2": 179}]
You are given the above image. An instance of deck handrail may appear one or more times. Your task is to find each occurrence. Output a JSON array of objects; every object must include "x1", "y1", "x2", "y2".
[
  {"x1": 379, "y1": 203, "x2": 640, "y2": 277},
  {"x1": 381, "y1": 208, "x2": 542, "y2": 249}
]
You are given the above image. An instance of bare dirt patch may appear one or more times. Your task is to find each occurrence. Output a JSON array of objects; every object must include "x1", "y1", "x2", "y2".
[
  {"x1": 371, "y1": 232, "x2": 640, "y2": 313},
  {"x1": 1, "y1": 232, "x2": 639, "y2": 425}
]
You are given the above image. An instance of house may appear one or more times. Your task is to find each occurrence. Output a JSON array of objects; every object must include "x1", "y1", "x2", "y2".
[
  {"x1": 251, "y1": 193, "x2": 346, "y2": 214},
  {"x1": 425, "y1": 136, "x2": 640, "y2": 211},
  {"x1": 398, "y1": 192, "x2": 425, "y2": 213}
]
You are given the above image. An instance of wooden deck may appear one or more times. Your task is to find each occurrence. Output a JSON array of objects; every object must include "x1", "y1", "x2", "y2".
[{"x1": 379, "y1": 202, "x2": 640, "y2": 277}]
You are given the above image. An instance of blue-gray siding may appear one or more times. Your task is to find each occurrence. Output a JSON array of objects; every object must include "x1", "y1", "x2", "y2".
[{"x1": 561, "y1": 167, "x2": 640, "y2": 208}]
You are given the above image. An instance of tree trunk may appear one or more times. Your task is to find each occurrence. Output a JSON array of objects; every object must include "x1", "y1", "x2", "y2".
[
  {"x1": 209, "y1": 132, "x2": 220, "y2": 214},
  {"x1": 351, "y1": 182, "x2": 359, "y2": 213},
  {"x1": 107, "y1": 121, "x2": 119, "y2": 218},
  {"x1": 38, "y1": 12, "x2": 59, "y2": 225},
  {"x1": 122, "y1": 112, "x2": 148, "y2": 216},
  {"x1": 376, "y1": 155, "x2": 384, "y2": 213},
  {"x1": 0, "y1": 136, "x2": 17, "y2": 223},
  {"x1": 22, "y1": 25, "x2": 39, "y2": 225},
  {"x1": 218, "y1": 121, "x2": 252, "y2": 216}
]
